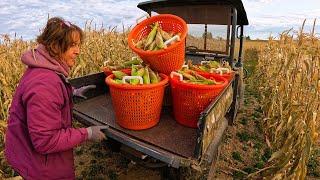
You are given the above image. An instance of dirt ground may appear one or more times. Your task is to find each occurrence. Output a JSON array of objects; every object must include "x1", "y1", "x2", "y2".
[{"x1": 213, "y1": 82, "x2": 268, "y2": 179}]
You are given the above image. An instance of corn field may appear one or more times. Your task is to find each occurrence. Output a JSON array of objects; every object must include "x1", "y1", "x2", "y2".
[
  {"x1": 186, "y1": 35, "x2": 226, "y2": 53},
  {"x1": 0, "y1": 21, "x2": 319, "y2": 179},
  {"x1": 0, "y1": 35, "x2": 30, "y2": 177},
  {"x1": 249, "y1": 23, "x2": 320, "y2": 179}
]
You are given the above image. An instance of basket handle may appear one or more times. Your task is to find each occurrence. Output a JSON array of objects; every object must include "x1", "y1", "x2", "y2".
[
  {"x1": 210, "y1": 68, "x2": 230, "y2": 75},
  {"x1": 136, "y1": 14, "x2": 150, "y2": 24},
  {"x1": 210, "y1": 68, "x2": 222, "y2": 75},
  {"x1": 170, "y1": 72, "x2": 183, "y2": 81},
  {"x1": 181, "y1": 64, "x2": 189, "y2": 69},
  {"x1": 122, "y1": 76, "x2": 144, "y2": 84},
  {"x1": 216, "y1": 67, "x2": 230, "y2": 73},
  {"x1": 200, "y1": 61, "x2": 210, "y2": 65},
  {"x1": 164, "y1": 35, "x2": 181, "y2": 46}
]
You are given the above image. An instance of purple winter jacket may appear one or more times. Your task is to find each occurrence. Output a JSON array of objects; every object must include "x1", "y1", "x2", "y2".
[{"x1": 5, "y1": 44, "x2": 88, "y2": 179}]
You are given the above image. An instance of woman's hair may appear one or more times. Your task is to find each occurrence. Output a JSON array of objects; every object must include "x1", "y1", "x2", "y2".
[{"x1": 36, "y1": 17, "x2": 84, "y2": 59}]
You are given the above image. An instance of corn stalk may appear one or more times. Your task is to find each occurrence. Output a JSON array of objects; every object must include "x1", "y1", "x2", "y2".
[{"x1": 249, "y1": 21, "x2": 320, "y2": 179}]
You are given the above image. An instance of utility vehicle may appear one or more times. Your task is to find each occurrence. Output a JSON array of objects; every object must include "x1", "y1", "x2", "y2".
[{"x1": 71, "y1": 0, "x2": 248, "y2": 178}]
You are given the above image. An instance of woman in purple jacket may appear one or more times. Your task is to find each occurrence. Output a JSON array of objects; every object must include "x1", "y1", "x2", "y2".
[{"x1": 5, "y1": 17, "x2": 107, "y2": 179}]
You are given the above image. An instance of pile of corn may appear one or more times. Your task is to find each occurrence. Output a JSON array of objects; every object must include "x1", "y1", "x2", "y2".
[
  {"x1": 187, "y1": 60, "x2": 232, "y2": 74},
  {"x1": 133, "y1": 22, "x2": 181, "y2": 51},
  {"x1": 111, "y1": 65, "x2": 161, "y2": 85},
  {"x1": 173, "y1": 69, "x2": 223, "y2": 85}
]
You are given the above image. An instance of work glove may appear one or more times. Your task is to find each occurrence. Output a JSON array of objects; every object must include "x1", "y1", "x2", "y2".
[
  {"x1": 86, "y1": 126, "x2": 108, "y2": 142},
  {"x1": 73, "y1": 85, "x2": 96, "y2": 99}
]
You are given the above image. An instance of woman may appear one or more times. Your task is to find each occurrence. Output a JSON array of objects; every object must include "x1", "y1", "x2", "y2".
[{"x1": 5, "y1": 17, "x2": 107, "y2": 179}]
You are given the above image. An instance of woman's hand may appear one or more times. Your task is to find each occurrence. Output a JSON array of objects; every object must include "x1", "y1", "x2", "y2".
[
  {"x1": 86, "y1": 126, "x2": 108, "y2": 142},
  {"x1": 73, "y1": 85, "x2": 96, "y2": 99}
]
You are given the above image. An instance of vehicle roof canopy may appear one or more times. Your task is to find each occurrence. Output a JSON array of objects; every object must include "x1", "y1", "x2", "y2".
[{"x1": 137, "y1": 0, "x2": 249, "y2": 25}]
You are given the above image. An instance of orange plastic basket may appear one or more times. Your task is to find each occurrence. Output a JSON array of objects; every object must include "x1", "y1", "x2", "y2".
[
  {"x1": 170, "y1": 74, "x2": 228, "y2": 128},
  {"x1": 197, "y1": 71, "x2": 235, "y2": 82},
  {"x1": 128, "y1": 14, "x2": 188, "y2": 75},
  {"x1": 105, "y1": 74, "x2": 169, "y2": 130}
]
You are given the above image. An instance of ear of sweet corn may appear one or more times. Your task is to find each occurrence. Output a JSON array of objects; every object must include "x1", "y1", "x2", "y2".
[
  {"x1": 155, "y1": 31, "x2": 166, "y2": 49},
  {"x1": 110, "y1": 65, "x2": 161, "y2": 85},
  {"x1": 112, "y1": 71, "x2": 128, "y2": 80},
  {"x1": 209, "y1": 61, "x2": 220, "y2": 68},
  {"x1": 123, "y1": 58, "x2": 141, "y2": 67},
  {"x1": 187, "y1": 60, "x2": 203, "y2": 72},
  {"x1": 177, "y1": 70, "x2": 222, "y2": 85},
  {"x1": 135, "y1": 39, "x2": 144, "y2": 49},
  {"x1": 183, "y1": 80, "x2": 215, "y2": 85},
  {"x1": 153, "y1": 46, "x2": 160, "y2": 51},
  {"x1": 189, "y1": 71, "x2": 207, "y2": 81},
  {"x1": 199, "y1": 65, "x2": 209, "y2": 72},
  {"x1": 168, "y1": 32, "x2": 174, "y2": 38},
  {"x1": 145, "y1": 22, "x2": 159, "y2": 49},
  {"x1": 147, "y1": 40, "x2": 157, "y2": 51},
  {"x1": 134, "y1": 22, "x2": 180, "y2": 51},
  {"x1": 130, "y1": 66, "x2": 145, "y2": 85},
  {"x1": 115, "y1": 79, "x2": 124, "y2": 84},
  {"x1": 159, "y1": 28, "x2": 172, "y2": 41},
  {"x1": 130, "y1": 65, "x2": 138, "y2": 84},
  {"x1": 178, "y1": 70, "x2": 197, "y2": 81},
  {"x1": 149, "y1": 67, "x2": 159, "y2": 84},
  {"x1": 186, "y1": 60, "x2": 232, "y2": 74},
  {"x1": 143, "y1": 66, "x2": 151, "y2": 84},
  {"x1": 131, "y1": 65, "x2": 137, "y2": 76},
  {"x1": 156, "y1": 72, "x2": 161, "y2": 82},
  {"x1": 110, "y1": 79, "x2": 119, "y2": 84},
  {"x1": 105, "y1": 65, "x2": 123, "y2": 71}
]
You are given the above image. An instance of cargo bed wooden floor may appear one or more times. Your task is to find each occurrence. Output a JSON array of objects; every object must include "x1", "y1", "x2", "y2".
[{"x1": 74, "y1": 94, "x2": 197, "y2": 158}]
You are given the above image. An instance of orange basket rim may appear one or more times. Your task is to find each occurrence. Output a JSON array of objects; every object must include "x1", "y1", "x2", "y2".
[
  {"x1": 197, "y1": 71, "x2": 235, "y2": 76},
  {"x1": 128, "y1": 14, "x2": 188, "y2": 55},
  {"x1": 170, "y1": 76, "x2": 228, "y2": 89},
  {"x1": 106, "y1": 73, "x2": 169, "y2": 90}
]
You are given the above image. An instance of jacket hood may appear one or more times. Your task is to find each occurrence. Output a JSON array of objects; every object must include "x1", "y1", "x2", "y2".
[{"x1": 21, "y1": 44, "x2": 70, "y2": 77}]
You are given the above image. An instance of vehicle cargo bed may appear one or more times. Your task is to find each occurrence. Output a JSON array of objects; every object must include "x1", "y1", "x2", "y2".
[
  {"x1": 73, "y1": 94, "x2": 197, "y2": 158},
  {"x1": 71, "y1": 72, "x2": 235, "y2": 168}
]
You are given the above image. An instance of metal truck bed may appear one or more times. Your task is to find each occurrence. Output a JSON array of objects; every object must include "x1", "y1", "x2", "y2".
[
  {"x1": 73, "y1": 94, "x2": 197, "y2": 158},
  {"x1": 71, "y1": 72, "x2": 235, "y2": 168}
]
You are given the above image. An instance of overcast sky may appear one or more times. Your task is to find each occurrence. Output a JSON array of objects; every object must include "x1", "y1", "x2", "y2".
[
  {"x1": 243, "y1": 0, "x2": 320, "y2": 39},
  {"x1": 0, "y1": 0, "x2": 319, "y2": 40}
]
